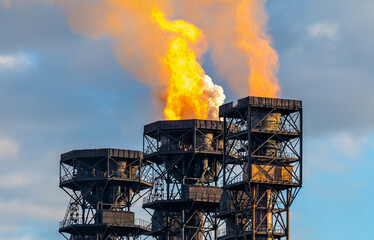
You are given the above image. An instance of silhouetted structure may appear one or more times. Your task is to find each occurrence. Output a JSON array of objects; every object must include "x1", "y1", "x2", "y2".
[
  {"x1": 142, "y1": 120, "x2": 224, "y2": 240},
  {"x1": 217, "y1": 97, "x2": 302, "y2": 240},
  {"x1": 58, "y1": 96, "x2": 302, "y2": 240},
  {"x1": 59, "y1": 149, "x2": 153, "y2": 240}
]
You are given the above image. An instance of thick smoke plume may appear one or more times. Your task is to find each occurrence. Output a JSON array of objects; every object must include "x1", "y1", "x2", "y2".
[
  {"x1": 56, "y1": 0, "x2": 225, "y2": 120},
  {"x1": 179, "y1": 0, "x2": 280, "y2": 97},
  {"x1": 3, "y1": 0, "x2": 280, "y2": 117}
]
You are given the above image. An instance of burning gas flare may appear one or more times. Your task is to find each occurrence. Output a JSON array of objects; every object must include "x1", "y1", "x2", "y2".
[
  {"x1": 236, "y1": 0, "x2": 280, "y2": 98},
  {"x1": 35, "y1": 0, "x2": 277, "y2": 118},
  {"x1": 151, "y1": 8, "x2": 225, "y2": 120},
  {"x1": 53, "y1": 1, "x2": 225, "y2": 120}
]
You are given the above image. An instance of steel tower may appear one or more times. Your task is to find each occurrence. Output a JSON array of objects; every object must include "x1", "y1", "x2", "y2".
[
  {"x1": 59, "y1": 148, "x2": 153, "y2": 240},
  {"x1": 217, "y1": 97, "x2": 302, "y2": 240},
  {"x1": 142, "y1": 120, "x2": 224, "y2": 240}
]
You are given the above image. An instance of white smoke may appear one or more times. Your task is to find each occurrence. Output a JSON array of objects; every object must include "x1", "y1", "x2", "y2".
[{"x1": 202, "y1": 75, "x2": 225, "y2": 120}]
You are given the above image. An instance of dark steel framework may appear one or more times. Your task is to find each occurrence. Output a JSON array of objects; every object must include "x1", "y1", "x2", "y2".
[
  {"x1": 142, "y1": 120, "x2": 224, "y2": 240},
  {"x1": 59, "y1": 149, "x2": 153, "y2": 240},
  {"x1": 217, "y1": 97, "x2": 302, "y2": 240}
]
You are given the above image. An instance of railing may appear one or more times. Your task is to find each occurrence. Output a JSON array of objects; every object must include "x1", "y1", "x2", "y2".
[
  {"x1": 143, "y1": 192, "x2": 221, "y2": 205},
  {"x1": 59, "y1": 217, "x2": 83, "y2": 229},
  {"x1": 219, "y1": 198, "x2": 286, "y2": 215},
  {"x1": 135, "y1": 218, "x2": 152, "y2": 231},
  {"x1": 145, "y1": 139, "x2": 222, "y2": 155},
  {"x1": 277, "y1": 152, "x2": 298, "y2": 159},
  {"x1": 227, "y1": 122, "x2": 300, "y2": 135},
  {"x1": 217, "y1": 227, "x2": 285, "y2": 237},
  {"x1": 257, "y1": 227, "x2": 285, "y2": 234},
  {"x1": 60, "y1": 170, "x2": 153, "y2": 185},
  {"x1": 217, "y1": 228, "x2": 229, "y2": 237},
  {"x1": 225, "y1": 174, "x2": 297, "y2": 186},
  {"x1": 60, "y1": 217, "x2": 151, "y2": 231}
]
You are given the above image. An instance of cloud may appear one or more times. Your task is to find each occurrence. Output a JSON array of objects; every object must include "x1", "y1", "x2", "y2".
[
  {"x1": 0, "y1": 235, "x2": 34, "y2": 240},
  {"x1": 1, "y1": 0, "x2": 54, "y2": 9},
  {"x1": 0, "y1": 0, "x2": 10, "y2": 9},
  {"x1": 0, "y1": 137, "x2": 19, "y2": 159},
  {"x1": 0, "y1": 198, "x2": 64, "y2": 222},
  {"x1": 308, "y1": 22, "x2": 339, "y2": 41},
  {"x1": 0, "y1": 54, "x2": 32, "y2": 71},
  {"x1": 331, "y1": 132, "x2": 367, "y2": 157},
  {"x1": 0, "y1": 172, "x2": 41, "y2": 189}
]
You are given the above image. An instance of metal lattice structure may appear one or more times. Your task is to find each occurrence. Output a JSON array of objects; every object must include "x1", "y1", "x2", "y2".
[
  {"x1": 59, "y1": 149, "x2": 153, "y2": 240},
  {"x1": 217, "y1": 96, "x2": 302, "y2": 240},
  {"x1": 142, "y1": 120, "x2": 224, "y2": 240}
]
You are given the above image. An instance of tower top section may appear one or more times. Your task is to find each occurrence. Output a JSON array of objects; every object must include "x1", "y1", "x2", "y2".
[
  {"x1": 219, "y1": 96, "x2": 302, "y2": 117},
  {"x1": 144, "y1": 119, "x2": 223, "y2": 136},
  {"x1": 61, "y1": 148, "x2": 143, "y2": 164}
]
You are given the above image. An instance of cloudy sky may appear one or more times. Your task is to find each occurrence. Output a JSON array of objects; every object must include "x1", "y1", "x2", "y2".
[{"x1": 0, "y1": 0, "x2": 373, "y2": 239}]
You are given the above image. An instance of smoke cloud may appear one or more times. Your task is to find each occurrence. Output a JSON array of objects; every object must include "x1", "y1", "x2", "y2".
[
  {"x1": 55, "y1": 0, "x2": 227, "y2": 119},
  {"x1": 2, "y1": 0, "x2": 279, "y2": 117},
  {"x1": 179, "y1": 0, "x2": 280, "y2": 97}
]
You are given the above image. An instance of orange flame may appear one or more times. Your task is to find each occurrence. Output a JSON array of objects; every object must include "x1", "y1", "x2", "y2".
[
  {"x1": 152, "y1": 8, "x2": 224, "y2": 120},
  {"x1": 236, "y1": 0, "x2": 280, "y2": 98},
  {"x1": 56, "y1": 1, "x2": 224, "y2": 120},
  {"x1": 57, "y1": 0, "x2": 278, "y2": 118}
]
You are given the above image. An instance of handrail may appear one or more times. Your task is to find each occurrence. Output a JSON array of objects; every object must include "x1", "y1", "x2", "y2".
[
  {"x1": 135, "y1": 218, "x2": 152, "y2": 231},
  {"x1": 224, "y1": 173, "x2": 296, "y2": 186},
  {"x1": 60, "y1": 170, "x2": 154, "y2": 185},
  {"x1": 227, "y1": 123, "x2": 300, "y2": 135},
  {"x1": 60, "y1": 216, "x2": 151, "y2": 231},
  {"x1": 143, "y1": 191, "x2": 221, "y2": 205},
  {"x1": 217, "y1": 227, "x2": 285, "y2": 237}
]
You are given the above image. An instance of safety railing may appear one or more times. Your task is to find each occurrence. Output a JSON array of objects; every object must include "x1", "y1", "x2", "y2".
[
  {"x1": 143, "y1": 191, "x2": 221, "y2": 205},
  {"x1": 59, "y1": 217, "x2": 83, "y2": 229},
  {"x1": 217, "y1": 227, "x2": 285, "y2": 237},
  {"x1": 135, "y1": 218, "x2": 152, "y2": 231},
  {"x1": 225, "y1": 174, "x2": 297, "y2": 186},
  {"x1": 227, "y1": 122, "x2": 300, "y2": 135},
  {"x1": 60, "y1": 170, "x2": 153, "y2": 185},
  {"x1": 145, "y1": 138, "x2": 222, "y2": 155}
]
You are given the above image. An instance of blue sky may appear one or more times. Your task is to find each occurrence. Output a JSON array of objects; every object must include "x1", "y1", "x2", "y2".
[{"x1": 0, "y1": 0, "x2": 373, "y2": 239}]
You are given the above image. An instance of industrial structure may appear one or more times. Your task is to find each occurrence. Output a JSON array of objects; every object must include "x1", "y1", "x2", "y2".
[
  {"x1": 59, "y1": 149, "x2": 153, "y2": 240},
  {"x1": 58, "y1": 96, "x2": 302, "y2": 240},
  {"x1": 217, "y1": 97, "x2": 302, "y2": 240},
  {"x1": 142, "y1": 120, "x2": 224, "y2": 240}
]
